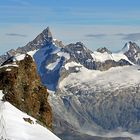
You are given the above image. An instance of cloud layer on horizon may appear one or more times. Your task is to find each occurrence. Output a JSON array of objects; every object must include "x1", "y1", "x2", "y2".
[
  {"x1": 5, "y1": 33, "x2": 27, "y2": 37},
  {"x1": 85, "y1": 32, "x2": 140, "y2": 42},
  {"x1": 85, "y1": 34, "x2": 107, "y2": 38},
  {"x1": 116, "y1": 33, "x2": 140, "y2": 41}
]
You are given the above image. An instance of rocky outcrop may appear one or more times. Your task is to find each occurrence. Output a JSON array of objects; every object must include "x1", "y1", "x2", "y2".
[
  {"x1": 0, "y1": 54, "x2": 52, "y2": 129},
  {"x1": 122, "y1": 41, "x2": 140, "y2": 65},
  {"x1": 93, "y1": 59, "x2": 131, "y2": 71}
]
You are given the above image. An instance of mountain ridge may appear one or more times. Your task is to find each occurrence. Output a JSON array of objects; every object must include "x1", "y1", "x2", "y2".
[{"x1": 0, "y1": 27, "x2": 140, "y2": 66}]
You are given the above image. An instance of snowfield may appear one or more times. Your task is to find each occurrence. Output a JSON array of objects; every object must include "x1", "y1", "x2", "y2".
[
  {"x1": 0, "y1": 91, "x2": 61, "y2": 140},
  {"x1": 65, "y1": 61, "x2": 82, "y2": 70},
  {"x1": 60, "y1": 65, "x2": 140, "y2": 91},
  {"x1": 91, "y1": 51, "x2": 133, "y2": 64},
  {"x1": 46, "y1": 58, "x2": 61, "y2": 70}
]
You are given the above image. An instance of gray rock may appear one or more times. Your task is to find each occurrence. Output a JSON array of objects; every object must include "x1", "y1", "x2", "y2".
[{"x1": 122, "y1": 41, "x2": 140, "y2": 65}]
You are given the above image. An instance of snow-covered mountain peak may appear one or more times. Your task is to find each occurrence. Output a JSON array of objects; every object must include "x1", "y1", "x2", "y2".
[
  {"x1": 121, "y1": 41, "x2": 140, "y2": 54},
  {"x1": 65, "y1": 42, "x2": 90, "y2": 51},
  {"x1": 120, "y1": 41, "x2": 140, "y2": 64},
  {"x1": 64, "y1": 42, "x2": 93, "y2": 60},
  {"x1": 121, "y1": 42, "x2": 131, "y2": 53}
]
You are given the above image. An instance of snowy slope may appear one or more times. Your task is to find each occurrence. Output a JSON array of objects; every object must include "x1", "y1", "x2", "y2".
[
  {"x1": 33, "y1": 41, "x2": 70, "y2": 91},
  {"x1": 0, "y1": 91, "x2": 61, "y2": 140},
  {"x1": 46, "y1": 58, "x2": 61, "y2": 70},
  {"x1": 91, "y1": 51, "x2": 133, "y2": 64},
  {"x1": 60, "y1": 65, "x2": 140, "y2": 90}
]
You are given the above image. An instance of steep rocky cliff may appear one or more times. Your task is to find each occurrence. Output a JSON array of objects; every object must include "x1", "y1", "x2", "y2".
[
  {"x1": 0, "y1": 54, "x2": 52, "y2": 129},
  {"x1": 121, "y1": 41, "x2": 140, "y2": 65}
]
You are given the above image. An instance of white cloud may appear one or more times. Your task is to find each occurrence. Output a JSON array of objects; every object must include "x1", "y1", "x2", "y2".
[
  {"x1": 6, "y1": 33, "x2": 27, "y2": 37},
  {"x1": 85, "y1": 34, "x2": 107, "y2": 38}
]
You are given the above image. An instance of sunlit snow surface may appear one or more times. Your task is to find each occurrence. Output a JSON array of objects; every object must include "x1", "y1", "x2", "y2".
[
  {"x1": 0, "y1": 90, "x2": 60, "y2": 140},
  {"x1": 60, "y1": 65, "x2": 140, "y2": 90},
  {"x1": 15, "y1": 54, "x2": 26, "y2": 61},
  {"x1": 46, "y1": 58, "x2": 61, "y2": 70},
  {"x1": 91, "y1": 51, "x2": 133, "y2": 64}
]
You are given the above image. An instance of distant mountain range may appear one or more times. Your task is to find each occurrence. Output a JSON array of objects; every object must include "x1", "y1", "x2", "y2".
[
  {"x1": 1, "y1": 27, "x2": 140, "y2": 91},
  {"x1": 1, "y1": 27, "x2": 140, "y2": 140},
  {"x1": 1, "y1": 27, "x2": 140, "y2": 67}
]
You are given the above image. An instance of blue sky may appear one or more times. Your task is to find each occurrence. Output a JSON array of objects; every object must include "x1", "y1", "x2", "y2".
[{"x1": 0, "y1": 0, "x2": 140, "y2": 54}]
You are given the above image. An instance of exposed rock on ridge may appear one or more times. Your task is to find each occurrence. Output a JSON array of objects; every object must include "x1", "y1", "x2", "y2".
[
  {"x1": 122, "y1": 41, "x2": 140, "y2": 65},
  {"x1": 64, "y1": 42, "x2": 131, "y2": 71},
  {"x1": 0, "y1": 54, "x2": 52, "y2": 129}
]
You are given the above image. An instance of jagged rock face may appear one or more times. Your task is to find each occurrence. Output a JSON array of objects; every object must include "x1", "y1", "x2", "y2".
[
  {"x1": 53, "y1": 39, "x2": 65, "y2": 48},
  {"x1": 0, "y1": 54, "x2": 52, "y2": 129},
  {"x1": 65, "y1": 42, "x2": 94, "y2": 66},
  {"x1": 122, "y1": 41, "x2": 140, "y2": 65},
  {"x1": 64, "y1": 42, "x2": 131, "y2": 71},
  {"x1": 97, "y1": 47, "x2": 112, "y2": 54},
  {"x1": 22, "y1": 27, "x2": 53, "y2": 52},
  {"x1": 0, "y1": 49, "x2": 17, "y2": 65},
  {"x1": 94, "y1": 59, "x2": 131, "y2": 71}
]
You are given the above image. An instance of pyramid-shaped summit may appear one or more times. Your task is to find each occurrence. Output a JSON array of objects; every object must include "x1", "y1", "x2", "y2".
[
  {"x1": 24, "y1": 26, "x2": 53, "y2": 50},
  {"x1": 121, "y1": 41, "x2": 140, "y2": 64}
]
